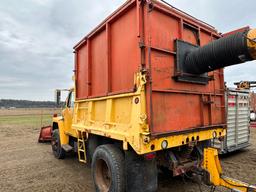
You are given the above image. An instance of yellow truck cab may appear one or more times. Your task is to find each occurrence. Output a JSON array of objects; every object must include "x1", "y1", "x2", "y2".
[{"x1": 52, "y1": 89, "x2": 76, "y2": 158}]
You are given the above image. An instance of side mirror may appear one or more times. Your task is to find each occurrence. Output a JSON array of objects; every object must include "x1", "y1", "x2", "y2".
[{"x1": 55, "y1": 89, "x2": 61, "y2": 106}]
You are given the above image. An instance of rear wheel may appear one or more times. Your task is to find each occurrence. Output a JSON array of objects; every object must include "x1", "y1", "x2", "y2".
[
  {"x1": 51, "y1": 129, "x2": 66, "y2": 159},
  {"x1": 92, "y1": 144, "x2": 125, "y2": 192}
]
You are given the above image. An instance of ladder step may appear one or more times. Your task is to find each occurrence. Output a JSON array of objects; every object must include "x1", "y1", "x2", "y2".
[{"x1": 77, "y1": 130, "x2": 87, "y2": 163}]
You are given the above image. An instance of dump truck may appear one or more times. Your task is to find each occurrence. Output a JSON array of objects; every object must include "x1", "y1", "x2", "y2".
[{"x1": 49, "y1": 0, "x2": 256, "y2": 191}]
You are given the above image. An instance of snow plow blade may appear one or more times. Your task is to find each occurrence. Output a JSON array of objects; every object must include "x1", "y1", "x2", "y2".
[{"x1": 38, "y1": 126, "x2": 52, "y2": 143}]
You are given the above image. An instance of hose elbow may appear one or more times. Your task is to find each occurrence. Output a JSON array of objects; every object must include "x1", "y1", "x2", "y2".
[{"x1": 247, "y1": 29, "x2": 256, "y2": 59}]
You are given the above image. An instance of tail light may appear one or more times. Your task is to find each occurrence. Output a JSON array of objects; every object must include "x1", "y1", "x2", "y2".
[{"x1": 144, "y1": 152, "x2": 156, "y2": 160}]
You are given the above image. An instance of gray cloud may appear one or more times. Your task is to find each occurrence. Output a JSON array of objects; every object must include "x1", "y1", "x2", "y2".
[{"x1": 1, "y1": 0, "x2": 256, "y2": 100}]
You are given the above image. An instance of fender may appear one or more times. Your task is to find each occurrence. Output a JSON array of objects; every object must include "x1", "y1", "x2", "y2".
[{"x1": 52, "y1": 116, "x2": 69, "y2": 145}]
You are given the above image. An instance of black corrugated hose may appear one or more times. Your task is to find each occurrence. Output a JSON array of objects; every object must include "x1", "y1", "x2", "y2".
[{"x1": 185, "y1": 30, "x2": 253, "y2": 74}]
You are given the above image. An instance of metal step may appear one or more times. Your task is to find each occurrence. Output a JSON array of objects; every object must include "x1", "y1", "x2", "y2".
[
  {"x1": 62, "y1": 144, "x2": 73, "y2": 152},
  {"x1": 77, "y1": 130, "x2": 87, "y2": 163}
]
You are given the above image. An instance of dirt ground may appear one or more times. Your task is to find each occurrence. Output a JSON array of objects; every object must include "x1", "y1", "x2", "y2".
[{"x1": 0, "y1": 108, "x2": 256, "y2": 192}]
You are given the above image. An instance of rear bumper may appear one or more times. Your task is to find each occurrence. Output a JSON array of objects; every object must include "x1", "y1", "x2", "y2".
[{"x1": 139, "y1": 127, "x2": 226, "y2": 154}]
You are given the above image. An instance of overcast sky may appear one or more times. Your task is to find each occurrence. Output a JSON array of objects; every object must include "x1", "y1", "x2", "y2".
[{"x1": 1, "y1": 0, "x2": 256, "y2": 101}]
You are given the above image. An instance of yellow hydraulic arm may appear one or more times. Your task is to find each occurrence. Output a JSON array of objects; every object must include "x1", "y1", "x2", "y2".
[
  {"x1": 234, "y1": 81, "x2": 256, "y2": 90},
  {"x1": 203, "y1": 148, "x2": 256, "y2": 192}
]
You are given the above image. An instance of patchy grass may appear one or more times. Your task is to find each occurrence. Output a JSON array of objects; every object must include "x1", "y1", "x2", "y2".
[
  {"x1": 0, "y1": 114, "x2": 53, "y2": 127},
  {"x1": 0, "y1": 108, "x2": 60, "y2": 128}
]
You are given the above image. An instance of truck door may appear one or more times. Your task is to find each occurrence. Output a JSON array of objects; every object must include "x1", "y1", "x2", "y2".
[{"x1": 62, "y1": 90, "x2": 74, "y2": 134}]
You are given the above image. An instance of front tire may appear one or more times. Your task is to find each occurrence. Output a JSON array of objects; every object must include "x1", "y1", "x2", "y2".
[
  {"x1": 92, "y1": 144, "x2": 125, "y2": 192},
  {"x1": 51, "y1": 129, "x2": 66, "y2": 159}
]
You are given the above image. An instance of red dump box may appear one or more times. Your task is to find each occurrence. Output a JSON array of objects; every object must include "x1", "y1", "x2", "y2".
[{"x1": 74, "y1": 0, "x2": 225, "y2": 136}]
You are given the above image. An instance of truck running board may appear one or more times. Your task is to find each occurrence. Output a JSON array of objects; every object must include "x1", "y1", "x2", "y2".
[{"x1": 62, "y1": 144, "x2": 73, "y2": 152}]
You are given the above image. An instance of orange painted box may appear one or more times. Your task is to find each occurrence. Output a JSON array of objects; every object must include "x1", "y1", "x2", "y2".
[{"x1": 73, "y1": 0, "x2": 225, "y2": 136}]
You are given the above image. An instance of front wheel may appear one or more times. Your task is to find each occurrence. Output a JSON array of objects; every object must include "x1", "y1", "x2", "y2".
[
  {"x1": 92, "y1": 144, "x2": 125, "y2": 192},
  {"x1": 51, "y1": 129, "x2": 66, "y2": 159}
]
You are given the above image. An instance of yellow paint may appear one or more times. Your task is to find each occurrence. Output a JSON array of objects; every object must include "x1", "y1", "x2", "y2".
[
  {"x1": 203, "y1": 148, "x2": 256, "y2": 192},
  {"x1": 52, "y1": 88, "x2": 77, "y2": 145},
  {"x1": 247, "y1": 29, "x2": 256, "y2": 59},
  {"x1": 52, "y1": 116, "x2": 69, "y2": 145},
  {"x1": 76, "y1": 129, "x2": 87, "y2": 163},
  {"x1": 55, "y1": 72, "x2": 226, "y2": 155},
  {"x1": 236, "y1": 81, "x2": 251, "y2": 90},
  {"x1": 141, "y1": 128, "x2": 225, "y2": 154}
]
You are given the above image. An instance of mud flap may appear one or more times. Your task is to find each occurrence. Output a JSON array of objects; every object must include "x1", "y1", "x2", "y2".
[{"x1": 125, "y1": 150, "x2": 158, "y2": 192}]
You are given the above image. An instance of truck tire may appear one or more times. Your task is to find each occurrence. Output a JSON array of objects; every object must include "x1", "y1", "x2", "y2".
[
  {"x1": 51, "y1": 129, "x2": 66, "y2": 159},
  {"x1": 125, "y1": 150, "x2": 158, "y2": 192},
  {"x1": 92, "y1": 144, "x2": 125, "y2": 192},
  {"x1": 87, "y1": 135, "x2": 99, "y2": 165}
]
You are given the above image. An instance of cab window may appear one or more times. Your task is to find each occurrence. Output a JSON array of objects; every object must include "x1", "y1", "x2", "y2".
[{"x1": 67, "y1": 91, "x2": 74, "y2": 108}]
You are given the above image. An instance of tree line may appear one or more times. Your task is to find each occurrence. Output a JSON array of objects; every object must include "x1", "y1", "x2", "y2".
[{"x1": 0, "y1": 99, "x2": 60, "y2": 108}]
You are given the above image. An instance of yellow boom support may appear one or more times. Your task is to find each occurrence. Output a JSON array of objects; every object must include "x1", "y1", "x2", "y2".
[{"x1": 203, "y1": 148, "x2": 256, "y2": 192}]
